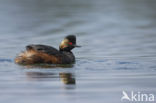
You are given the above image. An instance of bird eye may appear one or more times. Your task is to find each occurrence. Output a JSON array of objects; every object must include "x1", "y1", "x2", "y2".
[{"x1": 68, "y1": 42, "x2": 73, "y2": 45}]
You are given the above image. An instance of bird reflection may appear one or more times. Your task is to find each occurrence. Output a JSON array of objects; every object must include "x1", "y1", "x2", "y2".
[
  {"x1": 59, "y1": 73, "x2": 75, "y2": 85},
  {"x1": 26, "y1": 72, "x2": 76, "y2": 85}
]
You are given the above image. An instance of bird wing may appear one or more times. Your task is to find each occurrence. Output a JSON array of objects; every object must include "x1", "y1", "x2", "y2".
[{"x1": 26, "y1": 44, "x2": 61, "y2": 56}]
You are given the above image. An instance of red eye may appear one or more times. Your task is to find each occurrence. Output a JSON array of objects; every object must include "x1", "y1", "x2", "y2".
[{"x1": 68, "y1": 42, "x2": 73, "y2": 45}]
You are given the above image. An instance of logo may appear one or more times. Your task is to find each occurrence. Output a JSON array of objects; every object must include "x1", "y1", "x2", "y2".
[{"x1": 121, "y1": 91, "x2": 155, "y2": 102}]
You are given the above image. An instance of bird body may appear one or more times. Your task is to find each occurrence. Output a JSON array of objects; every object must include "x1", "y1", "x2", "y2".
[{"x1": 15, "y1": 35, "x2": 80, "y2": 65}]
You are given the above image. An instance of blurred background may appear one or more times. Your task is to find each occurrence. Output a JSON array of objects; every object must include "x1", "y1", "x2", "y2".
[{"x1": 0, "y1": 0, "x2": 156, "y2": 103}]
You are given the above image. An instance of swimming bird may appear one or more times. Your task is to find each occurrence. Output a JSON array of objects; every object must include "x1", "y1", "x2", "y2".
[{"x1": 15, "y1": 35, "x2": 80, "y2": 65}]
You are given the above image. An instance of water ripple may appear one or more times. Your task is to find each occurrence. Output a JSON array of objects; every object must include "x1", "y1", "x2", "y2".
[{"x1": 0, "y1": 59, "x2": 12, "y2": 63}]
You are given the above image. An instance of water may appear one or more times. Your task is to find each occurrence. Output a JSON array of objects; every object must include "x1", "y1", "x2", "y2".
[{"x1": 0, "y1": 0, "x2": 156, "y2": 103}]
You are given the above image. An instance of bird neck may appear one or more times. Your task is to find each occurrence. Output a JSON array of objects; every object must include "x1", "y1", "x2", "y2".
[{"x1": 59, "y1": 47, "x2": 72, "y2": 52}]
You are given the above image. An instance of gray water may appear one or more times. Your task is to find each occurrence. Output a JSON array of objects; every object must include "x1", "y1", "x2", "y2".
[{"x1": 0, "y1": 0, "x2": 156, "y2": 103}]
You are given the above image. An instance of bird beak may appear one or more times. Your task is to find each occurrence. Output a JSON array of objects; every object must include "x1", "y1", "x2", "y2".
[{"x1": 74, "y1": 44, "x2": 81, "y2": 47}]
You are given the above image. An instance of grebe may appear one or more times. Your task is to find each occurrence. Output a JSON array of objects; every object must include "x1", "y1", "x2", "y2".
[{"x1": 15, "y1": 35, "x2": 80, "y2": 65}]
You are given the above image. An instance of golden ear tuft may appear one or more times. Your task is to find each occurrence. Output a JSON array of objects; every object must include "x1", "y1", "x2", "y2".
[{"x1": 60, "y1": 39, "x2": 69, "y2": 49}]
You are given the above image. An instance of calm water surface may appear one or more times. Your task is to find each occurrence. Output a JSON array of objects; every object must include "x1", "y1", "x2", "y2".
[{"x1": 0, "y1": 0, "x2": 156, "y2": 103}]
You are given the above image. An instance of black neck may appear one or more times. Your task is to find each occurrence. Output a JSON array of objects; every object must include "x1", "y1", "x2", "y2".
[
  {"x1": 59, "y1": 46, "x2": 74, "y2": 52},
  {"x1": 59, "y1": 48, "x2": 71, "y2": 52}
]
